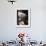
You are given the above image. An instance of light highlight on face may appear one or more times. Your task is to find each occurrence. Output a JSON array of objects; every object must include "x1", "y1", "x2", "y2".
[{"x1": 18, "y1": 12, "x2": 26, "y2": 18}]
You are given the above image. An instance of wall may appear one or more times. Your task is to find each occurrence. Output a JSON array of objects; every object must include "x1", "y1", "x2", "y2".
[{"x1": 0, "y1": 0, "x2": 46, "y2": 42}]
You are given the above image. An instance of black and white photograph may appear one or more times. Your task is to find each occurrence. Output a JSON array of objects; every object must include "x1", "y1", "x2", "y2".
[
  {"x1": 16, "y1": 8, "x2": 31, "y2": 28},
  {"x1": 17, "y1": 10, "x2": 28, "y2": 25}
]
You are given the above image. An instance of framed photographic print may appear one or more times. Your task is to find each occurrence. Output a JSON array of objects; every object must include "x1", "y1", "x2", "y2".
[{"x1": 16, "y1": 8, "x2": 31, "y2": 28}]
